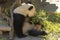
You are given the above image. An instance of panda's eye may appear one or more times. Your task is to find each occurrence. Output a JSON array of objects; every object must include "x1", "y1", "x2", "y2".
[{"x1": 28, "y1": 6, "x2": 33, "y2": 10}]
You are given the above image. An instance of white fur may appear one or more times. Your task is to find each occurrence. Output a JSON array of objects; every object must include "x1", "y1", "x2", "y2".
[
  {"x1": 13, "y1": 5, "x2": 29, "y2": 16},
  {"x1": 13, "y1": 3, "x2": 36, "y2": 17},
  {"x1": 21, "y1": 3, "x2": 26, "y2": 5},
  {"x1": 27, "y1": 3, "x2": 33, "y2": 6},
  {"x1": 23, "y1": 21, "x2": 34, "y2": 35}
]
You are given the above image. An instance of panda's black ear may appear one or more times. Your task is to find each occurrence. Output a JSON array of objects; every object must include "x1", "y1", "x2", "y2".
[
  {"x1": 26, "y1": 1, "x2": 32, "y2": 4},
  {"x1": 28, "y1": 6, "x2": 33, "y2": 11}
]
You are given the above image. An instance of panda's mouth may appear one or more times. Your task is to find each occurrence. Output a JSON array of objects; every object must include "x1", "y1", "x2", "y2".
[{"x1": 25, "y1": 16, "x2": 33, "y2": 24}]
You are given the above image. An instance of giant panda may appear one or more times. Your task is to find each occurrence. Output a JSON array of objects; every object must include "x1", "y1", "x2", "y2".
[
  {"x1": 13, "y1": 1, "x2": 36, "y2": 38},
  {"x1": 13, "y1": 1, "x2": 47, "y2": 38}
]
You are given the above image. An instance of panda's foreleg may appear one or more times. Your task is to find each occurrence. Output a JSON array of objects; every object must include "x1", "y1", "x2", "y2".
[{"x1": 13, "y1": 14, "x2": 27, "y2": 38}]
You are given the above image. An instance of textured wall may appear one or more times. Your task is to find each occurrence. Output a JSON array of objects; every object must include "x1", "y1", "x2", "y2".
[
  {"x1": 46, "y1": 0, "x2": 60, "y2": 12},
  {"x1": 22, "y1": 0, "x2": 60, "y2": 12}
]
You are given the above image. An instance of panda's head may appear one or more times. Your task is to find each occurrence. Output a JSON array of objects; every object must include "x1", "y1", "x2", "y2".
[
  {"x1": 27, "y1": 4, "x2": 36, "y2": 17},
  {"x1": 21, "y1": 2, "x2": 36, "y2": 17},
  {"x1": 13, "y1": 2, "x2": 36, "y2": 17}
]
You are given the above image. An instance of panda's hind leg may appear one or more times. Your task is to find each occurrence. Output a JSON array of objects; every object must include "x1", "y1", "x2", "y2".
[
  {"x1": 16, "y1": 25, "x2": 27, "y2": 38},
  {"x1": 15, "y1": 28, "x2": 27, "y2": 38},
  {"x1": 13, "y1": 14, "x2": 27, "y2": 38}
]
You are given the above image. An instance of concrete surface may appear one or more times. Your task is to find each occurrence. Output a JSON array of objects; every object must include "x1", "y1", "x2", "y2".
[{"x1": 14, "y1": 36, "x2": 41, "y2": 40}]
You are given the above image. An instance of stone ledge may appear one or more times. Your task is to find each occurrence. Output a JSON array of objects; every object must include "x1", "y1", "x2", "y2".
[{"x1": 0, "y1": 26, "x2": 11, "y2": 31}]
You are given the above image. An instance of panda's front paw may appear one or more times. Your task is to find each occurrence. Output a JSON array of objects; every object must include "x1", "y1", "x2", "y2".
[{"x1": 28, "y1": 30, "x2": 47, "y2": 36}]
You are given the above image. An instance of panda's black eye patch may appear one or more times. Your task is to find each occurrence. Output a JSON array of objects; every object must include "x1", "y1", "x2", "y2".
[{"x1": 28, "y1": 6, "x2": 33, "y2": 11}]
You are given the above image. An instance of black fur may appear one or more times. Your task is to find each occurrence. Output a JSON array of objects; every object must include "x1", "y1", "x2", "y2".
[
  {"x1": 28, "y1": 6, "x2": 33, "y2": 11},
  {"x1": 13, "y1": 13, "x2": 27, "y2": 38},
  {"x1": 26, "y1": 1, "x2": 32, "y2": 4},
  {"x1": 28, "y1": 30, "x2": 47, "y2": 36}
]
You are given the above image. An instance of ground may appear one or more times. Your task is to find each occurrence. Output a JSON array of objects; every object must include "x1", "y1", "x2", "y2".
[
  {"x1": 14, "y1": 36, "x2": 41, "y2": 40},
  {"x1": 0, "y1": 36, "x2": 41, "y2": 40}
]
